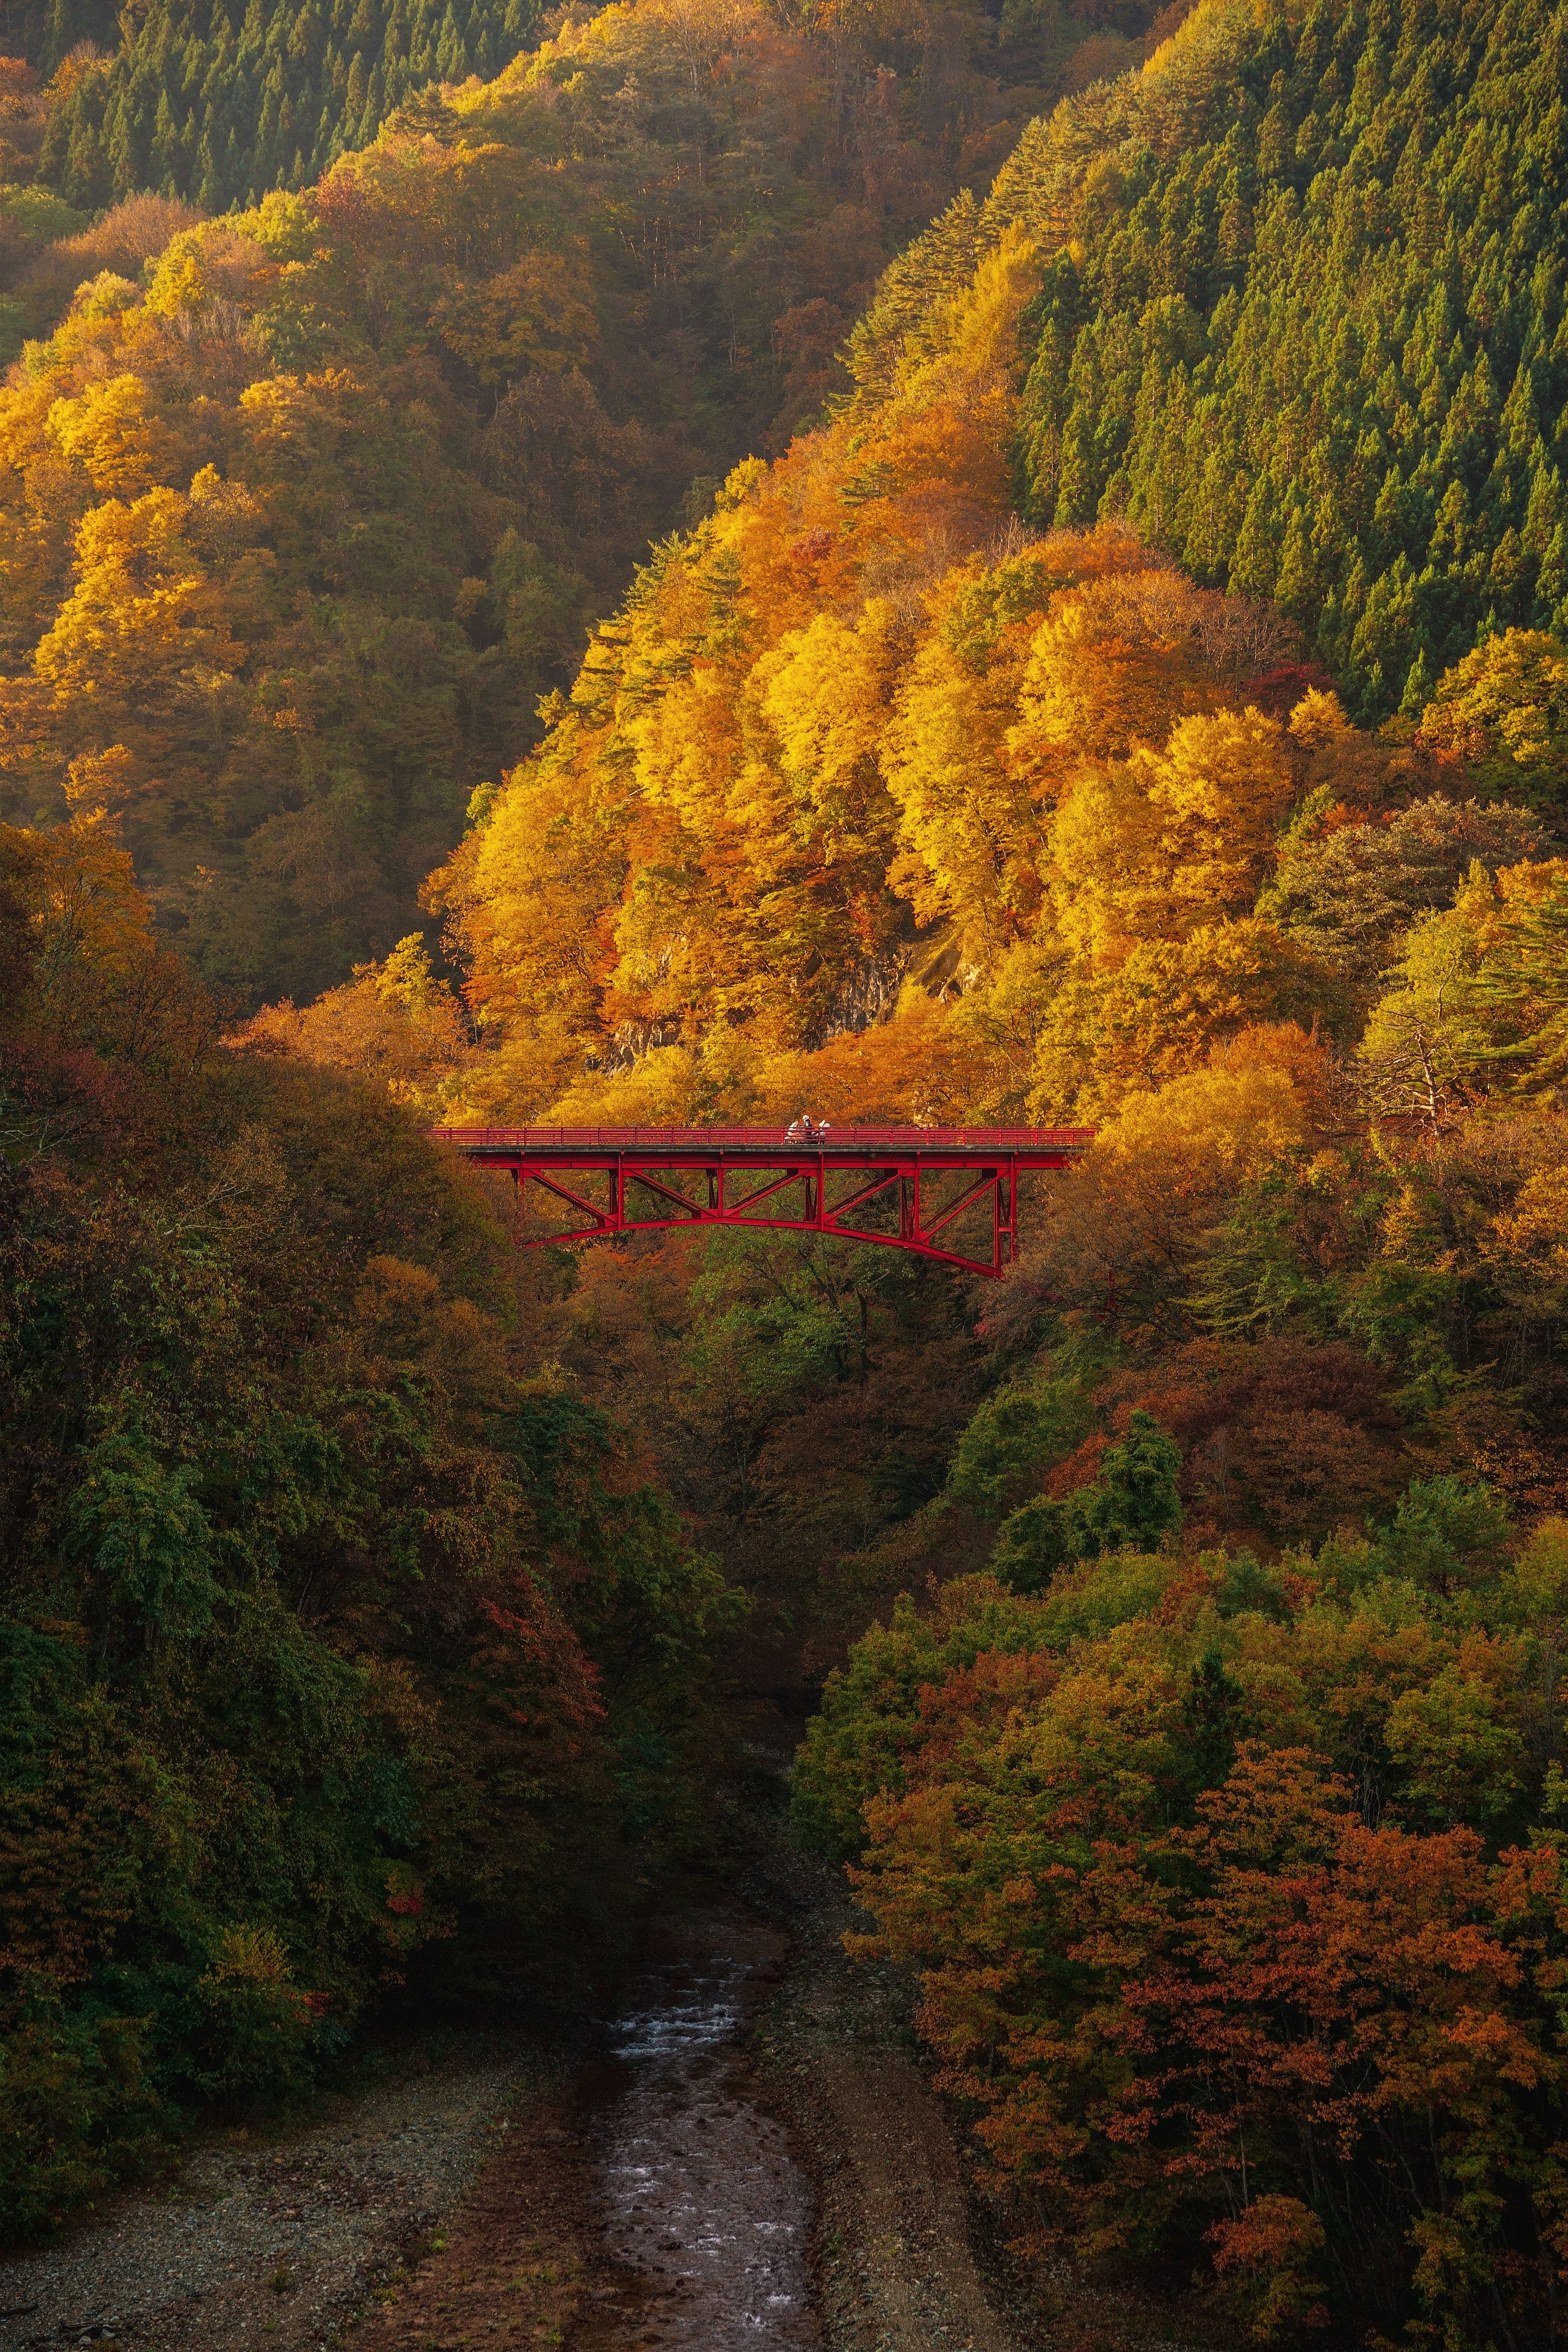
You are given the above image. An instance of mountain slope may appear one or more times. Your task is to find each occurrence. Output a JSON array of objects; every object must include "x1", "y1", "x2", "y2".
[
  {"x1": 1008, "y1": 0, "x2": 1568, "y2": 716},
  {"x1": 837, "y1": 0, "x2": 1568, "y2": 722},
  {"x1": 32, "y1": 0, "x2": 540, "y2": 209},
  {"x1": 21, "y1": 0, "x2": 1163, "y2": 233},
  {"x1": 0, "y1": 0, "x2": 1009, "y2": 1000}
]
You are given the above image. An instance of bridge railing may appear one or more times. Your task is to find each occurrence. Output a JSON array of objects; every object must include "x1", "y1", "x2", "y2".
[{"x1": 434, "y1": 1125, "x2": 1096, "y2": 1150}]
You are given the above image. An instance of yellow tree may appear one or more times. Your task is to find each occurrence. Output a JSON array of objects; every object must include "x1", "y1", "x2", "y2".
[
  {"x1": 1051, "y1": 706, "x2": 1293, "y2": 966},
  {"x1": 881, "y1": 553, "x2": 1053, "y2": 958}
]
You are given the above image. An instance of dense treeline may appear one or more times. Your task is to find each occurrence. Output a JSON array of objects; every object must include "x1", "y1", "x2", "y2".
[
  {"x1": 1015, "y1": 0, "x2": 1568, "y2": 719},
  {"x1": 785, "y1": 995, "x2": 1568, "y2": 2340},
  {"x1": 257, "y1": 41, "x2": 1568, "y2": 2331},
  {"x1": 0, "y1": 808, "x2": 739, "y2": 2234},
  {"x1": 0, "y1": 0, "x2": 1036, "y2": 1003},
  {"x1": 0, "y1": 0, "x2": 1185, "y2": 2252},
  {"x1": 796, "y1": 1513, "x2": 1568, "y2": 2339},
  {"x1": 36, "y1": 0, "x2": 537, "y2": 211},
  {"x1": 862, "y1": 0, "x2": 1568, "y2": 720},
  {"x1": 20, "y1": 0, "x2": 1179, "y2": 217},
  {"x1": 411, "y1": 205, "x2": 1564, "y2": 1135},
  {"x1": 0, "y1": 0, "x2": 1187, "y2": 1015},
  {"x1": 6, "y1": 0, "x2": 1568, "y2": 2329}
]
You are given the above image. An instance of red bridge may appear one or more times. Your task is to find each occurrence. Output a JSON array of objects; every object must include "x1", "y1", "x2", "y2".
[{"x1": 434, "y1": 1126, "x2": 1093, "y2": 1276}]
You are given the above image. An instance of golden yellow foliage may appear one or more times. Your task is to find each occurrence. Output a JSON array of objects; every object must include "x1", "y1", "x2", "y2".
[
  {"x1": 541, "y1": 989, "x2": 971, "y2": 1130},
  {"x1": 440, "y1": 746, "x2": 629, "y2": 1074},
  {"x1": 46, "y1": 374, "x2": 175, "y2": 499},
  {"x1": 1052, "y1": 706, "x2": 1293, "y2": 965},
  {"x1": 229, "y1": 934, "x2": 475, "y2": 1113},
  {"x1": 881, "y1": 561, "x2": 1047, "y2": 953},
  {"x1": 63, "y1": 743, "x2": 137, "y2": 813},
  {"x1": 1287, "y1": 685, "x2": 1354, "y2": 746},
  {"x1": 1028, "y1": 918, "x2": 1301, "y2": 1120},
  {"x1": 438, "y1": 429, "x2": 1311, "y2": 1128},
  {"x1": 1420, "y1": 628, "x2": 1568, "y2": 808},
  {"x1": 1010, "y1": 557, "x2": 1225, "y2": 790},
  {"x1": 35, "y1": 488, "x2": 239, "y2": 720},
  {"x1": 9, "y1": 806, "x2": 216, "y2": 1069},
  {"x1": 1019, "y1": 1026, "x2": 1325, "y2": 1323},
  {"x1": 384, "y1": 184, "x2": 1525, "y2": 1140},
  {"x1": 757, "y1": 602, "x2": 902, "y2": 863},
  {"x1": 432, "y1": 227, "x2": 1055, "y2": 1116},
  {"x1": 1483, "y1": 1164, "x2": 1568, "y2": 1310},
  {"x1": 432, "y1": 251, "x2": 598, "y2": 385}
]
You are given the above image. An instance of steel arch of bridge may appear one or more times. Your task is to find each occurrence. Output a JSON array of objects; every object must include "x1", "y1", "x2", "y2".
[{"x1": 434, "y1": 1126, "x2": 1093, "y2": 1277}]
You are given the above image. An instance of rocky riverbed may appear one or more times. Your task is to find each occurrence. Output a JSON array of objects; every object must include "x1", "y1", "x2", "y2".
[
  {"x1": 0, "y1": 2033, "x2": 535, "y2": 2349},
  {"x1": 0, "y1": 1850, "x2": 1206, "y2": 2352}
]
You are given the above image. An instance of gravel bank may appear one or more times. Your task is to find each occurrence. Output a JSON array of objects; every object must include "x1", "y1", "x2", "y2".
[
  {"x1": 751, "y1": 1847, "x2": 1017, "y2": 2352},
  {"x1": 1, "y1": 1844, "x2": 1222, "y2": 2352},
  {"x1": 753, "y1": 1846, "x2": 1217, "y2": 2352},
  {"x1": 0, "y1": 2031, "x2": 548, "y2": 2352}
]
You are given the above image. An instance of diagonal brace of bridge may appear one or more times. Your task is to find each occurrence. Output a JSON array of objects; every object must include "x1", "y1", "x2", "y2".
[{"x1": 433, "y1": 1126, "x2": 1094, "y2": 1277}]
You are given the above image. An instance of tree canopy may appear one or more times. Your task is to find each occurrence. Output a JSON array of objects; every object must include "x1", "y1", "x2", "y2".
[
  {"x1": 6, "y1": 0, "x2": 1568, "y2": 2330},
  {"x1": 0, "y1": 0, "x2": 1043, "y2": 1000}
]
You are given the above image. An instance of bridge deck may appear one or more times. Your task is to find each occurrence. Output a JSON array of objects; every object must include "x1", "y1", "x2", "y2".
[{"x1": 435, "y1": 1125, "x2": 1093, "y2": 1160}]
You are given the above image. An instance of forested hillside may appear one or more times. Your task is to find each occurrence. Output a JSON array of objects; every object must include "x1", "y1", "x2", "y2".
[
  {"x1": 0, "y1": 0, "x2": 1178, "y2": 1008},
  {"x1": 0, "y1": 0, "x2": 1034, "y2": 1002},
  {"x1": 403, "y1": 39, "x2": 1565, "y2": 1138},
  {"x1": 5, "y1": 0, "x2": 1568, "y2": 2337},
  {"x1": 0, "y1": 807, "x2": 741, "y2": 2234},
  {"x1": 281, "y1": 6, "x2": 1566, "y2": 2334},
  {"x1": 986, "y1": 0, "x2": 1568, "y2": 718},
  {"x1": 20, "y1": 0, "x2": 1135, "y2": 216},
  {"x1": 35, "y1": 0, "x2": 538, "y2": 207}
]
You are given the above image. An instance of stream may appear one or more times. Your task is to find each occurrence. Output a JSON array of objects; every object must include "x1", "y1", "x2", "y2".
[
  {"x1": 570, "y1": 1913, "x2": 822, "y2": 2348},
  {"x1": 0, "y1": 1914, "x2": 822, "y2": 2352}
]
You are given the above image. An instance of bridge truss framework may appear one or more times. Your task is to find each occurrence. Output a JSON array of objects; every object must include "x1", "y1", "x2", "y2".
[{"x1": 435, "y1": 1127, "x2": 1093, "y2": 1277}]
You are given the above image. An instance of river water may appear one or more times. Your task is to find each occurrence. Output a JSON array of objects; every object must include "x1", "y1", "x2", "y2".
[{"x1": 570, "y1": 1914, "x2": 821, "y2": 2349}]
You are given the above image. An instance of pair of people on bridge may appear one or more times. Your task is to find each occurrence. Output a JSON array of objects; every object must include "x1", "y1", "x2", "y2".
[{"x1": 785, "y1": 1114, "x2": 831, "y2": 1143}]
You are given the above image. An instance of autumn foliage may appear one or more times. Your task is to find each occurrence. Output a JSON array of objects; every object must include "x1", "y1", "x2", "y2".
[
  {"x1": 0, "y1": 0, "x2": 1062, "y2": 1002},
  {"x1": 3, "y1": 0, "x2": 1568, "y2": 2329},
  {"x1": 0, "y1": 813, "x2": 739, "y2": 2235},
  {"x1": 796, "y1": 1512, "x2": 1568, "y2": 2343}
]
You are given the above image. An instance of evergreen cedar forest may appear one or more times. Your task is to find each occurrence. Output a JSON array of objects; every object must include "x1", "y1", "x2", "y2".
[{"x1": 4, "y1": 0, "x2": 1568, "y2": 2333}]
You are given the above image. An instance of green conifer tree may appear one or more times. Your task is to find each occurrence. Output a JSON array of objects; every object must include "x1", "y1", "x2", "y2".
[{"x1": 981, "y1": 0, "x2": 1568, "y2": 717}]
